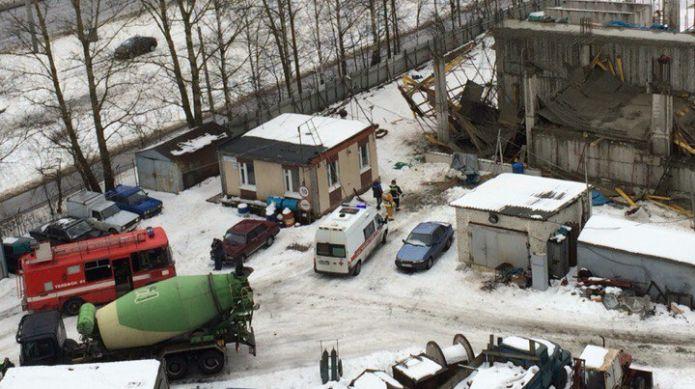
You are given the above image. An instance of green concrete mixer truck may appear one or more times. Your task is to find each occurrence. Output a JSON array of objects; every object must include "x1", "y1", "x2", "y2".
[{"x1": 15, "y1": 271, "x2": 256, "y2": 380}]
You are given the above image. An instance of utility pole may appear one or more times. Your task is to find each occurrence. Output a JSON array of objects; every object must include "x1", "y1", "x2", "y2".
[
  {"x1": 431, "y1": 17, "x2": 449, "y2": 143},
  {"x1": 25, "y1": 0, "x2": 38, "y2": 53}
]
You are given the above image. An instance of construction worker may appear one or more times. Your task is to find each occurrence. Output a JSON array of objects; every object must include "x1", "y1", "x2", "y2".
[
  {"x1": 0, "y1": 357, "x2": 14, "y2": 378},
  {"x1": 372, "y1": 179, "x2": 384, "y2": 210},
  {"x1": 389, "y1": 179, "x2": 403, "y2": 211},
  {"x1": 383, "y1": 193, "x2": 395, "y2": 220}
]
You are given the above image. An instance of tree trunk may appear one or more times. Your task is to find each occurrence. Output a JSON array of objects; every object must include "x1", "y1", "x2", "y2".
[
  {"x1": 213, "y1": 0, "x2": 233, "y2": 121},
  {"x1": 70, "y1": 0, "x2": 115, "y2": 191},
  {"x1": 261, "y1": 0, "x2": 294, "y2": 101},
  {"x1": 368, "y1": 0, "x2": 380, "y2": 65},
  {"x1": 287, "y1": 0, "x2": 302, "y2": 96},
  {"x1": 176, "y1": 0, "x2": 204, "y2": 127},
  {"x1": 335, "y1": 0, "x2": 347, "y2": 77},
  {"x1": 144, "y1": 0, "x2": 196, "y2": 127},
  {"x1": 312, "y1": 0, "x2": 325, "y2": 83},
  {"x1": 33, "y1": 1, "x2": 100, "y2": 192},
  {"x1": 382, "y1": 0, "x2": 391, "y2": 58},
  {"x1": 390, "y1": 0, "x2": 400, "y2": 53}
]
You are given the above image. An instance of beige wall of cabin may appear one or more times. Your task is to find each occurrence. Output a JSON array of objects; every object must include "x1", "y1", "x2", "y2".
[{"x1": 220, "y1": 131, "x2": 379, "y2": 215}]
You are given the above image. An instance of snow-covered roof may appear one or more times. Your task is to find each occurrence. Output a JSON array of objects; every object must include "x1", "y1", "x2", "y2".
[
  {"x1": 393, "y1": 355, "x2": 442, "y2": 381},
  {"x1": 450, "y1": 173, "x2": 588, "y2": 220},
  {"x1": 578, "y1": 214, "x2": 695, "y2": 266},
  {"x1": 0, "y1": 360, "x2": 161, "y2": 389},
  {"x1": 579, "y1": 345, "x2": 609, "y2": 370},
  {"x1": 170, "y1": 132, "x2": 227, "y2": 156},
  {"x1": 242, "y1": 113, "x2": 371, "y2": 148}
]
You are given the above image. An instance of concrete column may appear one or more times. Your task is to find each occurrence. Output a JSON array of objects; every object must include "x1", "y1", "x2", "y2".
[
  {"x1": 650, "y1": 93, "x2": 673, "y2": 156},
  {"x1": 523, "y1": 73, "x2": 537, "y2": 163},
  {"x1": 580, "y1": 45, "x2": 591, "y2": 67},
  {"x1": 665, "y1": 0, "x2": 681, "y2": 31}
]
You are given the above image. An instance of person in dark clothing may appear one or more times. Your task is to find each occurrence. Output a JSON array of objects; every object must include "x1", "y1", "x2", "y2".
[
  {"x1": 389, "y1": 179, "x2": 403, "y2": 211},
  {"x1": 0, "y1": 357, "x2": 14, "y2": 377},
  {"x1": 211, "y1": 238, "x2": 226, "y2": 271},
  {"x1": 372, "y1": 179, "x2": 384, "y2": 210}
]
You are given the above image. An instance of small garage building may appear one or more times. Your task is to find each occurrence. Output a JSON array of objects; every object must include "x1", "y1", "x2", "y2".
[
  {"x1": 451, "y1": 173, "x2": 591, "y2": 270},
  {"x1": 578, "y1": 214, "x2": 695, "y2": 306},
  {"x1": 135, "y1": 122, "x2": 230, "y2": 193}
]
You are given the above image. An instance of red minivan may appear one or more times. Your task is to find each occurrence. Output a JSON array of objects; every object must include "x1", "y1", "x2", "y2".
[{"x1": 220, "y1": 219, "x2": 280, "y2": 263}]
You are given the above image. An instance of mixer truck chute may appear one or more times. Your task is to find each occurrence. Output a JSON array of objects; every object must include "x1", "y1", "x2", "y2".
[{"x1": 16, "y1": 272, "x2": 256, "y2": 380}]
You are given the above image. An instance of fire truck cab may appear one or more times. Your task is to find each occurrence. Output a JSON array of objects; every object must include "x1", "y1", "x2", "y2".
[{"x1": 19, "y1": 227, "x2": 176, "y2": 315}]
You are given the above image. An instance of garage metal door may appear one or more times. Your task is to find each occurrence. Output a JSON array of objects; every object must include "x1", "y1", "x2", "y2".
[{"x1": 470, "y1": 224, "x2": 530, "y2": 269}]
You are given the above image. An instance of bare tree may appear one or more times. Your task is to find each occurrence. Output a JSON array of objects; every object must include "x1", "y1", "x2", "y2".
[
  {"x1": 5, "y1": 1, "x2": 101, "y2": 192},
  {"x1": 287, "y1": 0, "x2": 302, "y2": 97},
  {"x1": 367, "y1": 0, "x2": 381, "y2": 65},
  {"x1": 261, "y1": 0, "x2": 295, "y2": 103}
]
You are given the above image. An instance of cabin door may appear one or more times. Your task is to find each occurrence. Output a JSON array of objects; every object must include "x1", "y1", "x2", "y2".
[{"x1": 112, "y1": 258, "x2": 133, "y2": 296}]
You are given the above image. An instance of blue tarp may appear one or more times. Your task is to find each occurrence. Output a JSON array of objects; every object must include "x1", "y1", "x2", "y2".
[{"x1": 592, "y1": 190, "x2": 610, "y2": 206}]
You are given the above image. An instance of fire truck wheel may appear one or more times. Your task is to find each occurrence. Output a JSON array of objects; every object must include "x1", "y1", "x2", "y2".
[
  {"x1": 164, "y1": 354, "x2": 189, "y2": 380},
  {"x1": 197, "y1": 349, "x2": 225, "y2": 375},
  {"x1": 62, "y1": 298, "x2": 85, "y2": 316}
]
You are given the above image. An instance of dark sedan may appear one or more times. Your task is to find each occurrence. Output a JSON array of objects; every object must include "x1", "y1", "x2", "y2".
[
  {"x1": 395, "y1": 222, "x2": 454, "y2": 271},
  {"x1": 29, "y1": 217, "x2": 103, "y2": 245},
  {"x1": 114, "y1": 36, "x2": 158, "y2": 60}
]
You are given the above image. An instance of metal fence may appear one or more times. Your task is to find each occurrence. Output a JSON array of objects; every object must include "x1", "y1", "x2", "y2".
[{"x1": 0, "y1": 1, "x2": 541, "y2": 236}]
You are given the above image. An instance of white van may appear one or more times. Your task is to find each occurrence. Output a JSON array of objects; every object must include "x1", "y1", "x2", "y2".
[{"x1": 314, "y1": 203, "x2": 388, "y2": 276}]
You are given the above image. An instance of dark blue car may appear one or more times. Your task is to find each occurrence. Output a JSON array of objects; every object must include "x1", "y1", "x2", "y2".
[
  {"x1": 395, "y1": 222, "x2": 454, "y2": 271},
  {"x1": 105, "y1": 184, "x2": 162, "y2": 218}
]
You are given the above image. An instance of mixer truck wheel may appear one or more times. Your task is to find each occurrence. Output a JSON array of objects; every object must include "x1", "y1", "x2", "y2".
[
  {"x1": 197, "y1": 349, "x2": 225, "y2": 375},
  {"x1": 62, "y1": 297, "x2": 85, "y2": 316},
  {"x1": 164, "y1": 354, "x2": 189, "y2": 380}
]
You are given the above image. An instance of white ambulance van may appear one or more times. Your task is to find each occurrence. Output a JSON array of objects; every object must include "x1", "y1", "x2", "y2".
[{"x1": 314, "y1": 203, "x2": 388, "y2": 276}]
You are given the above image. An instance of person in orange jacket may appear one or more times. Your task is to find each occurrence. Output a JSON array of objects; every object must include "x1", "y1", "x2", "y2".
[{"x1": 383, "y1": 192, "x2": 395, "y2": 220}]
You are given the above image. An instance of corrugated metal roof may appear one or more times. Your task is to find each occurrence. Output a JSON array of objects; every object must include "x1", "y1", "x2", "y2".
[{"x1": 450, "y1": 173, "x2": 588, "y2": 220}]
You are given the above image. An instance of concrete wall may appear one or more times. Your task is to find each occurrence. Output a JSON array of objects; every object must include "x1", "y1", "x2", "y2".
[
  {"x1": 424, "y1": 152, "x2": 543, "y2": 176},
  {"x1": 532, "y1": 128, "x2": 695, "y2": 193},
  {"x1": 578, "y1": 243, "x2": 695, "y2": 301},
  {"x1": 545, "y1": 7, "x2": 636, "y2": 25},
  {"x1": 455, "y1": 192, "x2": 589, "y2": 269},
  {"x1": 546, "y1": 0, "x2": 652, "y2": 25}
]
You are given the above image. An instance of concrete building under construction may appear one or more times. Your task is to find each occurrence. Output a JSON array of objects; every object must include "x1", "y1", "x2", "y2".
[{"x1": 494, "y1": 2, "x2": 695, "y2": 194}]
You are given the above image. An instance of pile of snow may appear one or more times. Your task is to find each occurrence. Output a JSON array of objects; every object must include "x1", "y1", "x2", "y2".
[
  {"x1": 455, "y1": 362, "x2": 539, "y2": 389},
  {"x1": 242, "y1": 113, "x2": 370, "y2": 148},
  {"x1": 170, "y1": 132, "x2": 227, "y2": 156}
]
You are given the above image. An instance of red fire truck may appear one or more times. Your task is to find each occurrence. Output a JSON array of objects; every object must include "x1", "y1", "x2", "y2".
[{"x1": 19, "y1": 226, "x2": 176, "y2": 315}]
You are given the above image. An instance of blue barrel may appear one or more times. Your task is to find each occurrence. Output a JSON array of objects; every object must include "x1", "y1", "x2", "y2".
[
  {"x1": 237, "y1": 203, "x2": 250, "y2": 216},
  {"x1": 281, "y1": 198, "x2": 299, "y2": 212},
  {"x1": 512, "y1": 162, "x2": 525, "y2": 174},
  {"x1": 267, "y1": 196, "x2": 283, "y2": 208}
]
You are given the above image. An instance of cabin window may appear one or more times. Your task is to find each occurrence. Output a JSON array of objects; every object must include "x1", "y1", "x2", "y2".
[
  {"x1": 359, "y1": 143, "x2": 370, "y2": 170},
  {"x1": 283, "y1": 167, "x2": 300, "y2": 194},
  {"x1": 316, "y1": 243, "x2": 346, "y2": 258},
  {"x1": 132, "y1": 247, "x2": 170, "y2": 272},
  {"x1": 327, "y1": 160, "x2": 339, "y2": 188},
  {"x1": 66, "y1": 265, "x2": 81, "y2": 275},
  {"x1": 239, "y1": 161, "x2": 256, "y2": 187},
  {"x1": 84, "y1": 259, "x2": 112, "y2": 282},
  {"x1": 363, "y1": 222, "x2": 376, "y2": 240}
]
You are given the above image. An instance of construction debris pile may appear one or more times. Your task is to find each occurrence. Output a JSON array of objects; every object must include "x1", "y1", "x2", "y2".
[{"x1": 398, "y1": 35, "x2": 520, "y2": 157}]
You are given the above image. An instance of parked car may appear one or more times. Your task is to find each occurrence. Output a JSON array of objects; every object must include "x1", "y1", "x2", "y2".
[
  {"x1": 395, "y1": 222, "x2": 454, "y2": 271},
  {"x1": 215, "y1": 219, "x2": 280, "y2": 265},
  {"x1": 106, "y1": 185, "x2": 162, "y2": 218},
  {"x1": 114, "y1": 36, "x2": 157, "y2": 60},
  {"x1": 29, "y1": 217, "x2": 103, "y2": 246},
  {"x1": 67, "y1": 190, "x2": 140, "y2": 233}
]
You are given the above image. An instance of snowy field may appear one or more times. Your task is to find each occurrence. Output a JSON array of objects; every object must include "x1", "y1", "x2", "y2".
[{"x1": 0, "y1": 30, "x2": 694, "y2": 388}]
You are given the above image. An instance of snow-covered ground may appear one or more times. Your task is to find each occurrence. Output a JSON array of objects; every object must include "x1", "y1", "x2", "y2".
[{"x1": 0, "y1": 28, "x2": 693, "y2": 388}]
